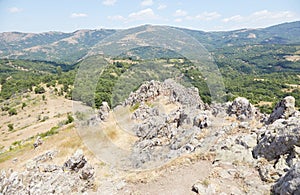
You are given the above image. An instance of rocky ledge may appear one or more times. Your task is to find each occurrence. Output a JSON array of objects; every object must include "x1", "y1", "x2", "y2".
[
  {"x1": 2, "y1": 79, "x2": 300, "y2": 194},
  {"x1": 118, "y1": 79, "x2": 300, "y2": 194},
  {"x1": 0, "y1": 150, "x2": 95, "y2": 194}
]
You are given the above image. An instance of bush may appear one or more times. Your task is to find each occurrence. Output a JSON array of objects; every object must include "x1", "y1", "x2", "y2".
[
  {"x1": 130, "y1": 102, "x2": 140, "y2": 112},
  {"x1": 1, "y1": 106, "x2": 9, "y2": 111},
  {"x1": 34, "y1": 85, "x2": 46, "y2": 94},
  {"x1": 7, "y1": 124, "x2": 14, "y2": 131},
  {"x1": 8, "y1": 108, "x2": 17, "y2": 116},
  {"x1": 21, "y1": 102, "x2": 27, "y2": 109},
  {"x1": 65, "y1": 114, "x2": 74, "y2": 124},
  {"x1": 39, "y1": 126, "x2": 59, "y2": 138}
]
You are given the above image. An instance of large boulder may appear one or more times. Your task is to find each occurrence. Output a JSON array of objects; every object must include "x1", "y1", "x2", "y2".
[
  {"x1": 252, "y1": 116, "x2": 300, "y2": 161},
  {"x1": 63, "y1": 149, "x2": 87, "y2": 172},
  {"x1": 272, "y1": 162, "x2": 300, "y2": 195},
  {"x1": 267, "y1": 96, "x2": 296, "y2": 124},
  {"x1": 227, "y1": 97, "x2": 257, "y2": 121}
]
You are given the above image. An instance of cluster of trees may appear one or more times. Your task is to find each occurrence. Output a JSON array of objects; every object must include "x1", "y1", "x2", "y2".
[{"x1": 1, "y1": 43, "x2": 299, "y2": 114}]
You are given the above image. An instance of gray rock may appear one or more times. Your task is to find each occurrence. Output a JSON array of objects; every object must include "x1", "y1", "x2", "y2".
[
  {"x1": 131, "y1": 102, "x2": 159, "y2": 120},
  {"x1": 267, "y1": 96, "x2": 296, "y2": 124},
  {"x1": 253, "y1": 116, "x2": 300, "y2": 161},
  {"x1": 63, "y1": 149, "x2": 87, "y2": 172},
  {"x1": 98, "y1": 101, "x2": 110, "y2": 121},
  {"x1": 79, "y1": 165, "x2": 95, "y2": 180},
  {"x1": 33, "y1": 150, "x2": 58, "y2": 163},
  {"x1": 124, "y1": 79, "x2": 204, "y2": 108},
  {"x1": 33, "y1": 136, "x2": 42, "y2": 149},
  {"x1": 235, "y1": 134, "x2": 257, "y2": 149},
  {"x1": 272, "y1": 162, "x2": 300, "y2": 195},
  {"x1": 192, "y1": 182, "x2": 216, "y2": 194},
  {"x1": 0, "y1": 150, "x2": 95, "y2": 194},
  {"x1": 227, "y1": 97, "x2": 258, "y2": 121}
]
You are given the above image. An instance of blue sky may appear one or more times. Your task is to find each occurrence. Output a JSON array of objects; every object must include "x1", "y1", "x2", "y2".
[{"x1": 0, "y1": 0, "x2": 299, "y2": 32}]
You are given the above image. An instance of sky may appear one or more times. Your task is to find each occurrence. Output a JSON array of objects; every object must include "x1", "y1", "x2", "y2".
[{"x1": 0, "y1": 0, "x2": 299, "y2": 33}]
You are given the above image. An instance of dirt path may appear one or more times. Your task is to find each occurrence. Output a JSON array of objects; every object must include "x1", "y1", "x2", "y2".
[{"x1": 120, "y1": 160, "x2": 212, "y2": 195}]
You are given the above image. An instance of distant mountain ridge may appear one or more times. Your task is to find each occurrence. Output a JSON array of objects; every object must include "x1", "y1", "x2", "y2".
[{"x1": 0, "y1": 21, "x2": 299, "y2": 64}]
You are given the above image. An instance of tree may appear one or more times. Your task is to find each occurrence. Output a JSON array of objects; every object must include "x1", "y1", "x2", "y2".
[{"x1": 56, "y1": 66, "x2": 62, "y2": 76}]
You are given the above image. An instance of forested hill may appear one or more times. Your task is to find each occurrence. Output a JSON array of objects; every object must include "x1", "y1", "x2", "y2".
[
  {"x1": 0, "y1": 21, "x2": 300, "y2": 112},
  {"x1": 0, "y1": 21, "x2": 299, "y2": 64}
]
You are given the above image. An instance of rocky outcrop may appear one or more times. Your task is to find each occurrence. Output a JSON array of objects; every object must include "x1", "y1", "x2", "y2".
[
  {"x1": 131, "y1": 107, "x2": 211, "y2": 168},
  {"x1": 0, "y1": 150, "x2": 95, "y2": 194},
  {"x1": 131, "y1": 102, "x2": 159, "y2": 120},
  {"x1": 98, "y1": 101, "x2": 110, "y2": 121},
  {"x1": 267, "y1": 96, "x2": 296, "y2": 124},
  {"x1": 272, "y1": 162, "x2": 300, "y2": 195},
  {"x1": 124, "y1": 79, "x2": 204, "y2": 109},
  {"x1": 33, "y1": 136, "x2": 43, "y2": 149},
  {"x1": 251, "y1": 96, "x2": 300, "y2": 185},
  {"x1": 253, "y1": 114, "x2": 300, "y2": 161},
  {"x1": 127, "y1": 80, "x2": 210, "y2": 168},
  {"x1": 227, "y1": 97, "x2": 258, "y2": 121},
  {"x1": 63, "y1": 149, "x2": 87, "y2": 172}
]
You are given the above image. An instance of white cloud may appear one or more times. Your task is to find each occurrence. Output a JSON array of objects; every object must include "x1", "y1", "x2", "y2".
[
  {"x1": 222, "y1": 10, "x2": 299, "y2": 27},
  {"x1": 223, "y1": 10, "x2": 298, "y2": 23},
  {"x1": 174, "y1": 9, "x2": 187, "y2": 17},
  {"x1": 141, "y1": 0, "x2": 153, "y2": 7},
  {"x1": 8, "y1": 7, "x2": 23, "y2": 13},
  {"x1": 251, "y1": 10, "x2": 295, "y2": 20},
  {"x1": 102, "y1": 0, "x2": 116, "y2": 6},
  {"x1": 107, "y1": 15, "x2": 125, "y2": 21},
  {"x1": 108, "y1": 8, "x2": 159, "y2": 22},
  {"x1": 220, "y1": 10, "x2": 300, "y2": 30},
  {"x1": 70, "y1": 13, "x2": 88, "y2": 18},
  {"x1": 222, "y1": 15, "x2": 243, "y2": 23},
  {"x1": 195, "y1": 12, "x2": 221, "y2": 21},
  {"x1": 157, "y1": 4, "x2": 167, "y2": 10},
  {"x1": 128, "y1": 8, "x2": 157, "y2": 20}
]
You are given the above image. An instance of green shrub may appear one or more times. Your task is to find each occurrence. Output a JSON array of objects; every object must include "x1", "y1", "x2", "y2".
[
  {"x1": 34, "y1": 85, "x2": 46, "y2": 94},
  {"x1": 8, "y1": 108, "x2": 17, "y2": 116},
  {"x1": 7, "y1": 124, "x2": 14, "y2": 131},
  {"x1": 65, "y1": 114, "x2": 74, "y2": 124},
  {"x1": 1, "y1": 106, "x2": 9, "y2": 111},
  {"x1": 39, "y1": 126, "x2": 59, "y2": 138},
  {"x1": 130, "y1": 102, "x2": 140, "y2": 112},
  {"x1": 21, "y1": 102, "x2": 27, "y2": 109}
]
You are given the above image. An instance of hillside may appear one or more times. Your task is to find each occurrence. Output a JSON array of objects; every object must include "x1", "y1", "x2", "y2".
[
  {"x1": 0, "y1": 21, "x2": 299, "y2": 63},
  {"x1": 0, "y1": 21, "x2": 300, "y2": 194},
  {"x1": 0, "y1": 29, "x2": 116, "y2": 64},
  {"x1": 1, "y1": 79, "x2": 300, "y2": 194}
]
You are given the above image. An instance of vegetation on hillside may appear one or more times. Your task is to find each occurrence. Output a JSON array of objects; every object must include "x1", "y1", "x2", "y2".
[{"x1": 1, "y1": 22, "x2": 300, "y2": 113}]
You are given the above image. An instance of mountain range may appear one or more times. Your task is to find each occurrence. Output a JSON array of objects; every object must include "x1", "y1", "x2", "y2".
[{"x1": 0, "y1": 21, "x2": 299, "y2": 64}]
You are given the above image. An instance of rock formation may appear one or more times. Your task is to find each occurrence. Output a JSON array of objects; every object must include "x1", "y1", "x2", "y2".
[
  {"x1": 124, "y1": 79, "x2": 204, "y2": 109},
  {"x1": 267, "y1": 96, "x2": 296, "y2": 124},
  {"x1": 227, "y1": 97, "x2": 258, "y2": 121},
  {"x1": 98, "y1": 101, "x2": 110, "y2": 121},
  {"x1": 2, "y1": 77, "x2": 300, "y2": 194},
  {"x1": 0, "y1": 150, "x2": 95, "y2": 194},
  {"x1": 272, "y1": 162, "x2": 300, "y2": 195},
  {"x1": 126, "y1": 80, "x2": 210, "y2": 168}
]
